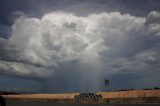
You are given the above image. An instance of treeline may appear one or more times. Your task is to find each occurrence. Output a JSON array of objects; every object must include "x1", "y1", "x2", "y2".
[
  {"x1": 112, "y1": 86, "x2": 160, "y2": 92},
  {"x1": 0, "y1": 91, "x2": 19, "y2": 95},
  {"x1": 143, "y1": 86, "x2": 160, "y2": 90}
]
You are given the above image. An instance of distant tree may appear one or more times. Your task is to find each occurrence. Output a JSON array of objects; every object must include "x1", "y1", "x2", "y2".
[
  {"x1": 143, "y1": 88, "x2": 153, "y2": 90},
  {"x1": 154, "y1": 86, "x2": 160, "y2": 90}
]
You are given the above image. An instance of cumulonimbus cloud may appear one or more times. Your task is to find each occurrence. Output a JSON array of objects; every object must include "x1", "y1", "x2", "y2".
[{"x1": 0, "y1": 11, "x2": 160, "y2": 91}]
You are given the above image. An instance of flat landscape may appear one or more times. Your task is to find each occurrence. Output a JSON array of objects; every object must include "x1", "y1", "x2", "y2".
[
  {"x1": 1, "y1": 90, "x2": 160, "y2": 106},
  {"x1": 3, "y1": 90, "x2": 160, "y2": 100}
]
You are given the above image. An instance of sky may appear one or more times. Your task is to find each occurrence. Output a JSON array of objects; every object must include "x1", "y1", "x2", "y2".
[{"x1": 0, "y1": 0, "x2": 160, "y2": 93}]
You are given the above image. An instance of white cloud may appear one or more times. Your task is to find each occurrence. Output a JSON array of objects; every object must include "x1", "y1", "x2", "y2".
[
  {"x1": 146, "y1": 11, "x2": 160, "y2": 24},
  {"x1": 0, "y1": 11, "x2": 160, "y2": 91}
]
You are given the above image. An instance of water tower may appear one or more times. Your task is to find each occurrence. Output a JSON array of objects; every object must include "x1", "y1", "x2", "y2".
[{"x1": 104, "y1": 79, "x2": 110, "y2": 92}]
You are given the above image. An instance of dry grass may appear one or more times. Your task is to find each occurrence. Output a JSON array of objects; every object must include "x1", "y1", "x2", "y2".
[
  {"x1": 97, "y1": 90, "x2": 160, "y2": 99},
  {"x1": 2, "y1": 90, "x2": 160, "y2": 100}
]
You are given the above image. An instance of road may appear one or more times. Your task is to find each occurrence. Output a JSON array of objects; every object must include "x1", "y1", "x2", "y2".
[{"x1": 5, "y1": 100, "x2": 160, "y2": 106}]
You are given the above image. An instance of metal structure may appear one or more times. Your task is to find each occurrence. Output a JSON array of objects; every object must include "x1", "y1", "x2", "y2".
[{"x1": 104, "y1": 79, "x2": 110, "y2": 92}]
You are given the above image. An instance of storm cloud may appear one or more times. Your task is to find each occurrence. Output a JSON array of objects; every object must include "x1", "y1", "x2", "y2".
[{"x1": 0, "y1": 11, "x2": 160, "y2": 92}]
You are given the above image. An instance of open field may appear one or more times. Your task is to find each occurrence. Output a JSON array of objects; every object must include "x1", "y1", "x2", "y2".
[{"x1": 2, "y1": 90, "x2": 160, "y2": 104}]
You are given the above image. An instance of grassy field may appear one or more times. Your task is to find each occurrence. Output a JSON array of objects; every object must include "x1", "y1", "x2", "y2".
[{"x1": 2, "y1": 90, "x2": 160, "y2": 103}]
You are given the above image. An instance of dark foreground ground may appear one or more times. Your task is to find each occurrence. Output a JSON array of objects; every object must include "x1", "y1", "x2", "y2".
[{"x1": 5, "y1": 100, "x2": 160, "y2": 106}]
